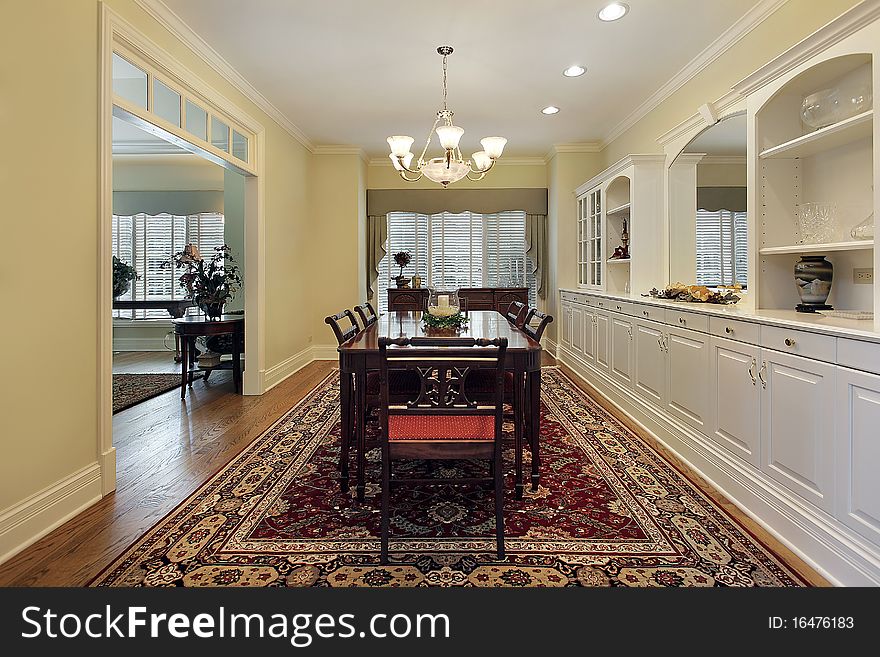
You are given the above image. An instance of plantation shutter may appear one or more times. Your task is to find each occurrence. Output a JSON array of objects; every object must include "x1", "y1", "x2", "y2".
[
  {"x1": 430, "y1": 212, "x2": 483, "y2": 290},
  {"x1": 485, "y1": 211, "x2": 535, "y2": 305},
  {"x1": 696, "y1": 209, "x2": 748, "y2": 287},
  {"x1": 377, "y1": 213, "x2": 428, "y2": 312}
]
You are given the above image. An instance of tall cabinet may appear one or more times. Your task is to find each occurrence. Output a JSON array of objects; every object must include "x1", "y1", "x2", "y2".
[{"x1": 575, "y1": 155, "x2": 666, "y2": 296}]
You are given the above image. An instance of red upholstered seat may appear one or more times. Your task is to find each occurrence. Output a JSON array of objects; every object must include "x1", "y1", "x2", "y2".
[
  {"x1": 388, "y1": 415, "x2": 495, "y2": 441},
  {"x1": 366, "y1": 370, "x2": 421, "y2": 395}
]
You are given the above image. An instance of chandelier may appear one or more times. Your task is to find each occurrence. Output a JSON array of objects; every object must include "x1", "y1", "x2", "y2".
[{"x1": 387, "y1": 46, "x2": 507, "y2": 187}]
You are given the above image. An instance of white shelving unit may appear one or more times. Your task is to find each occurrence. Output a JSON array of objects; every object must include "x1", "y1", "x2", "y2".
[
  {"x1": 758, "y1": 110, "x2": 872, "y2": 159},
  {"x1": 760, "y1": 240, "x2": 873, "y2": 255},
  {"x1": 606, "y1": 202, "x2": 631, "y2": 216}
]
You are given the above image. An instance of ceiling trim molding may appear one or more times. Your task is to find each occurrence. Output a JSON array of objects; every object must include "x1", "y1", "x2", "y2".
[
  {"x1": 575, "y1": 154, "x2": 665, "y2": 197},
  {"x1": 134, "y1": 0, "x2": 314, "y2": 152},
  {"x1": 544, "y1": 142, "x2": 603, "y2": 161},
  {"x1": 701, "y1": 155, "x2": 747, "y2": 165},
  {"x1": 732, "y1": 0, "x2": 880, "y2": 97},
  {"x1": 656, "y1": 89, "x2": 744, "y2": 146},
  {"x1": 601, "y1": 0, "x2": 788, "y2": 149},
  {"x1": 313, "y1": 145, "x2": 367, "y2": 156}
]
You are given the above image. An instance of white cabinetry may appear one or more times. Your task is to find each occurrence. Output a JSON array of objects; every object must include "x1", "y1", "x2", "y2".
[
  {"x1": 835, "y1": 367, "x2": 880, "y2": 544},
  {"x1": 666, "y1": 325, "x2": 712, "y2": 435},
  {"x1": 610, "y1": 313, "x2": 634, "y2": 389},
  {"x1": 634, "y1": 319, "x2": 666, "y2": 406},
  {"x1": 595, "y1": 310, "x2": 610, "y2": 371},
  {"x1": 760, "y1": 350, "x2": 836, "y2": 513},
  {"x1": 709, "y1": 337, "x2": 761, "y2": 467},
  {"x1": 582, "y1": 306, "x2": 597, "y2": 365},
  {"x1": 571, "y1": 305, "x2": 585, "y2": 355}
]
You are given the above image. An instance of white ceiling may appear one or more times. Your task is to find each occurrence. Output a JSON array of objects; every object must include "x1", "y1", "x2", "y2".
[{"x1": 160, "y1": 0, "x2": 758, "y2": 157}]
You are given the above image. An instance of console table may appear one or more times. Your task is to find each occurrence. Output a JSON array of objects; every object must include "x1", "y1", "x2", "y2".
[
  {"x1": 173, "y1": 315, "x2": 244, "y2": 398},
  {"x1": 387, "y1": 287, "x2": 528, "y2": 313}
]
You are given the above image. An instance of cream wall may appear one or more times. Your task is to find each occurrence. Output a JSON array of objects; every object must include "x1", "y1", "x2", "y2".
[
  {"x1": 601, "y1": 0, "x2": 861, "y2": 166},
  {"x1": 0, "y1": 0, "x2": 313, "y2": 545},
  {"x1": 697, "y1": 163, "x2": 747, "y2": 187}
]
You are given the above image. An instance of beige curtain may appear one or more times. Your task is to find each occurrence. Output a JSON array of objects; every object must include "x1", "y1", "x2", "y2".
[
  {"x1": 366, "y1": 214, "x2": 388, "y2": 301},
  {"x1": 525, "y1": 214, "x2": 547, "y2": 299}
]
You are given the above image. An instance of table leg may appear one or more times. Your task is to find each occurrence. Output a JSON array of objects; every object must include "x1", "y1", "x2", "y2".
[
  {"x1": 179, "y1": 335, "x2": 188, "y2": 399},
  {"x1": 513, "y1": 369, "x2": 524, "y2": 500},
  {"x1": 355, "y1": 368, "x2": 367, "y2": 503},
  {"x1": 232, "y1": 328, "x2": 242, "y2": 393},
  {"x1": 187, "y1": 337, "x2": 196, "y2": 387},
  {"x1": 174, "y1": 334, "x2": 182, "y2": 363},
  {"x1": 528, "y1": 369, "x2": 541, "y2": 491},
  {"x1": 339, "y1": 367, "x2": 351, "y2": 493}
]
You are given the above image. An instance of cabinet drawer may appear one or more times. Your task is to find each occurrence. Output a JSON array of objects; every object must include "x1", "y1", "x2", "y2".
[
  {"x1": 594, "y1": 297, "x2": 614, "y2": 311},
  {"x1": 609, "y1": 300, "x2": 633, "y2": 316},
  {"x1": 665, "y1": 309, "x2": 709, "y2": 333},
  {"x1": 761, "y1": 325, "x2": 836, "y2": 363},
  {"x1": 633, "y1": 304, "x2": 664, "y2": 323},
  {"x1": 561, "y1": 291, "x2": 588, "y2": 305},
  {"x1": 837, "y1": 338, "x2": 880, "y2": 376},
  {"x1": 709, "y1": 316, "x2": 760, "y2": 345}
]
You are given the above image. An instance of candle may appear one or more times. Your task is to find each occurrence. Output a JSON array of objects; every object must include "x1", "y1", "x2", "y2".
[{"x1": 438, "y1": 294, "x2": 449, "y2": 307}]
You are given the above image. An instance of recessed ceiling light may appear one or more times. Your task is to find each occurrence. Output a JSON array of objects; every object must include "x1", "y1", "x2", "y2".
[
  {"x1": 563, "y1": 65, "x2": 586, "y2": 77},
  {"x1": 598, "y1": 2, "x2": 629, "y2": 21},
  {"x1": 542, "y1": 106, "x2": 560, "y2": 115}
]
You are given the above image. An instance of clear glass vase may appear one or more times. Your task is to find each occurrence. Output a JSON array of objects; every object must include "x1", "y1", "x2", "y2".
[
  {"x1": 795, "y1": 203, "x2": 837, "y2": 244},
  {"x1": 426, "y1": 289, "x2": 460, "y2": 317}
]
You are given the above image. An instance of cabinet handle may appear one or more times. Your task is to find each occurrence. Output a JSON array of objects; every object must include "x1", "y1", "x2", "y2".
[
  {"x1": 643, "y1": 310, "x2": 649, "y2": 317},
  {"x1": 758, "y1": 362, "x2": 767, "y2": 389},
  {"x1": 748, "y1": 358, "x2": 757, "y2": 385},
  {"x1": 679, "y1": 317, "x2": 686, "y2": 325},
  {"x1": 784, "y1": 338, "x2": 796, "y2": 347},
  {"x1": 627, "y1": 326, "x2": 633, "y2": 340},
  {"x1": 617, "y1": 305, "x2": 622, "y2": 311},
  {"x1": 658, "y1": 336, "x2": 664, "y2": 351},
  {"x1": 725, "y1": 326, "x2": 733, "y2": 334}
]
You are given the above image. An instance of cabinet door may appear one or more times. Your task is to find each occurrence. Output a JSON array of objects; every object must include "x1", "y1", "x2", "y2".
[
  {"x1": 835, "y1": 367, "x2": 880, "y2": 543},
  {"x1": 595, "y1": 310, "x2": 610, "y2": 371},
  {"x1": 571, "y1": 306, "x2": 584, "y2": 355},
  {"x1": 610, "y1": 313, "x2": 634, "y2": 388},
  {"x1": 582, "y1": 307, "x2": 597, "y2": 364},
  {"x1": 560, "y1": 304, "x2": 572, "y2": 348},
  {"x1": 710, "y1": 337, "x2": 761, "y2": 466},
  {"x1": 666, "y1": 326, "x2": 712, "y2": 435},
  {"x1": 760, "y1": 349, "x2": 835, "y2": 512},
  {"x1": 634, "y1": 319, "x2": 666, "y2": 406}
]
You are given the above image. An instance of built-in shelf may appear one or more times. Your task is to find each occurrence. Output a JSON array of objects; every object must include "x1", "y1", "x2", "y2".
[
  {"x1": 606, "y1": 258, "x2": 631, "y2": 264},
  {"x1": 759, "y1": 110, "x2": 873, "y2": 160},
  {"x1": 606, "y1": 202, "x2": 631, "y2": 216},
  {"x1": 759, "y1": 240, "x2": 874, "y2": 255}
]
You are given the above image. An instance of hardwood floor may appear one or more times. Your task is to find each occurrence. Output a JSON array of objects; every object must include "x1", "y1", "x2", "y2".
[
  {"x1": 0, "y1": 352, "x2": 826, "y2": 586},
  {"x1": 112, "y1": 350, "x2": 181, "y2": 374}
]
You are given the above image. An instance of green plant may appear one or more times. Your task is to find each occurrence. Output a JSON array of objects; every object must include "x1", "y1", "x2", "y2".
[
  {"x1": 392, "y1": 250, "x2": 411, "y2": 278},
  {"x1": 112, "y1": 256, "x2": 139, "y2": 297},
  {"x1": 422, "y1": 310, "x2": 469, "y2": 331},
  {"x1": 168, "y1": 244, "x2": 242, "y2": 314}
]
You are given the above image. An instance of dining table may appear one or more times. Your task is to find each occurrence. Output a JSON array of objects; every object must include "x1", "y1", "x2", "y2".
[{"x1": 337, "y1": 310, "x2": 543, "y2": 502}]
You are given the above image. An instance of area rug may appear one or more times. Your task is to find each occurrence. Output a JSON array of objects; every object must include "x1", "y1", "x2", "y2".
[
  {"x1": 93, "y1": 367, "x2": 805, "y2": 587},
  {"x1": 113, "y1": 373, "x2": 202, "y2": 413}
]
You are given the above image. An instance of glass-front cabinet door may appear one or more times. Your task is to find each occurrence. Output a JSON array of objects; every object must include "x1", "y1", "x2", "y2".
[{"x1": 578, "y1": 187, "x2": 603, "y2": 289}]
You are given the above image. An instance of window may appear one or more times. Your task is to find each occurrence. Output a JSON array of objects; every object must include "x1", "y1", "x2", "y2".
[
  {"x1": 377, "y1": 211, "x2": 536, "y2": 312},
  {"x1": 696, "y1": 209, "x2": 747, "y2": 287},
  {"x1": 112, "y1": 212, "x2": 225, "y2": 319}
]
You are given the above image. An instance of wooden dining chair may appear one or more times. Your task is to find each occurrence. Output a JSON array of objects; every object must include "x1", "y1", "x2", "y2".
[
  {"x1": 354, "y1": 302, "x2": 378, "y2": 328},
  {"x1": 325, "y1": 309, "x2": 363, "y2": 492},
  {"x1": 377, "y1": 336, "x2": 508, "y2": 563},
  {"x1": 522, "y1": 308, "x2": 554, "y2": 343},
  {"x1": 324, "y1": 309, "x2": 360, "y2": 345},
  {"x1": 505, "y1": 301, "x2": 528, "y2": 328}
]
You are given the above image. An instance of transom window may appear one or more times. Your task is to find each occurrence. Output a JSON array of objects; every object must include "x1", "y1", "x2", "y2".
[
  {"x1": 377, "y1": 211, "x2": 536, "y2": 312},
  {"x1": 112, "y1": 212, "x2": 225, "y2": 319}
]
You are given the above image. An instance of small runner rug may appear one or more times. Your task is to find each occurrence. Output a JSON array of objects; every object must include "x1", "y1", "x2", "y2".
[
  {"x1": 93, "y1": 367, "x2": 805, "y2": 587},
  {"x1": 113, "y1": 373, "x2": 201, "y2": 414}
]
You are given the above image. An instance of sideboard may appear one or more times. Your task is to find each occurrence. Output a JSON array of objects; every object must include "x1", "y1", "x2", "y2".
[{"x1": 387, "y1": 287, "x2": 528, "y2": 314}]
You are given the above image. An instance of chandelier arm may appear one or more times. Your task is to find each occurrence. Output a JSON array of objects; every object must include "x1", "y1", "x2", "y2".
[
  {"x1": 473, "y1": 158, "x2": 498, "y2": 175},
  {"x1": 417, "y1": 116, "x2": 441, "y2": 165},
  {"x1": 397, "y1": 169, "x2": 423, "y2": 183},
  {"x1": 466, "y1": 171, "x2": 487, "y2": 182}
]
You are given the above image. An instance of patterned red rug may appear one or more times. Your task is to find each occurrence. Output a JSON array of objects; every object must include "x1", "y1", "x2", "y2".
[{"x1": 93, "y1": 367, "x2": 806, "y2": 587}]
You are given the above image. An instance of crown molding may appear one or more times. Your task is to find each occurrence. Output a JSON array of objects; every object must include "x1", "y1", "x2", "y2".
[
  {"x1": 656, "y1": 90, "x2": 744, "y2": 146},
  {"x1": 602, "y1": 0, "x2": 787, "y2": 149},
  {"x1": 134, "y1": 0, "x2": 314, "y2": 152},
  {"x1": 575, "y1": 154, "x2": 665, "y2": 197},
  {"x1": 701, "y1": 155, "x2": 747, "y2": 165},
  {"x1": 732, "y1": 0, "x2": 880, "y2": 97},
  {"x1": 312, "y1": 145, "x2": 367, "y2": 158}
]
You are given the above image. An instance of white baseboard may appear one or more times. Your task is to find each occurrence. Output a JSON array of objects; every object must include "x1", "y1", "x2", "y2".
[
  {"x1": 112, "y1": 337, "x2": 171, "y2": 352},
  {"x1": 545, "y1": 337, "x2": 558, "y2": 358},
  {"x1": 311, "y1": 343, "x2": 339, "y2": 361},
  {"x1": 263, "y1": 344, "x2": 316, "y2": 391},
  {"x1": 0, "y1": 463, "x2": 103, "y2": 566},
  {"x1": 557, "y1": 344, "x2": 880, "y2": 586}
]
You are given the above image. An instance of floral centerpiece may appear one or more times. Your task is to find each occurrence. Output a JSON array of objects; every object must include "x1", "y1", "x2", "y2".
[
  {"x1": 392, "y1": 250, "x2": 411, "y2": 288},
  {"x1": 168, "y1": 244, "x2": 242, "y2": 320},
  {"x1": 112, "y1": 256, "x2": 139, "y2": 298},
  {"x1": 422, "y1": 289, "x2": 469, "y2": 331},
  {"x1": 646, "y1": 282, "x2": 740, "y2": 305}
]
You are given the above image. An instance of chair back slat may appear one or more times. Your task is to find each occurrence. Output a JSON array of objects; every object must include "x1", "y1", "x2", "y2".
[
  {"x1": 354, "y1": 302, "x2": 378, "y2": 328},
  {"x1": 324, "y1": 309, "x2": 360, "y2": 346},
  {"x1": 505, "y1": 301, "x2": 528, "y2": 328},
  {"x1": 522, "y1": 308, "x2": 554, "y2": 342}
]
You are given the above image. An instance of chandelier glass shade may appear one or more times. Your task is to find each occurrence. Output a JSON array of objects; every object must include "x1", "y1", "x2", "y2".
[{"x1": 386, "y1": 46, "x2": 507, "y2": 187}]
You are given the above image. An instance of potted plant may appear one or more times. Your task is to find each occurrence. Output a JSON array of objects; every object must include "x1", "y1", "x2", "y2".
[
  {"x1": 169, "y1": 244, "x2": 242, "y2": 320},
  {"x1": 392, "y1": 250, "x2": 411, "y2": 288},
  {"x1": 112, "y1": 256, "x2": 139, "y2": 298}
]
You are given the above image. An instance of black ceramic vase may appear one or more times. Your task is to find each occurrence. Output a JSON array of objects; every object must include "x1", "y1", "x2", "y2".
[
  {"x1": 200, "y1": 302, "x2": 225, "y2": 320},
  {"x1": 794, "y1": 255, "x2": 833, "y2": 310}
]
